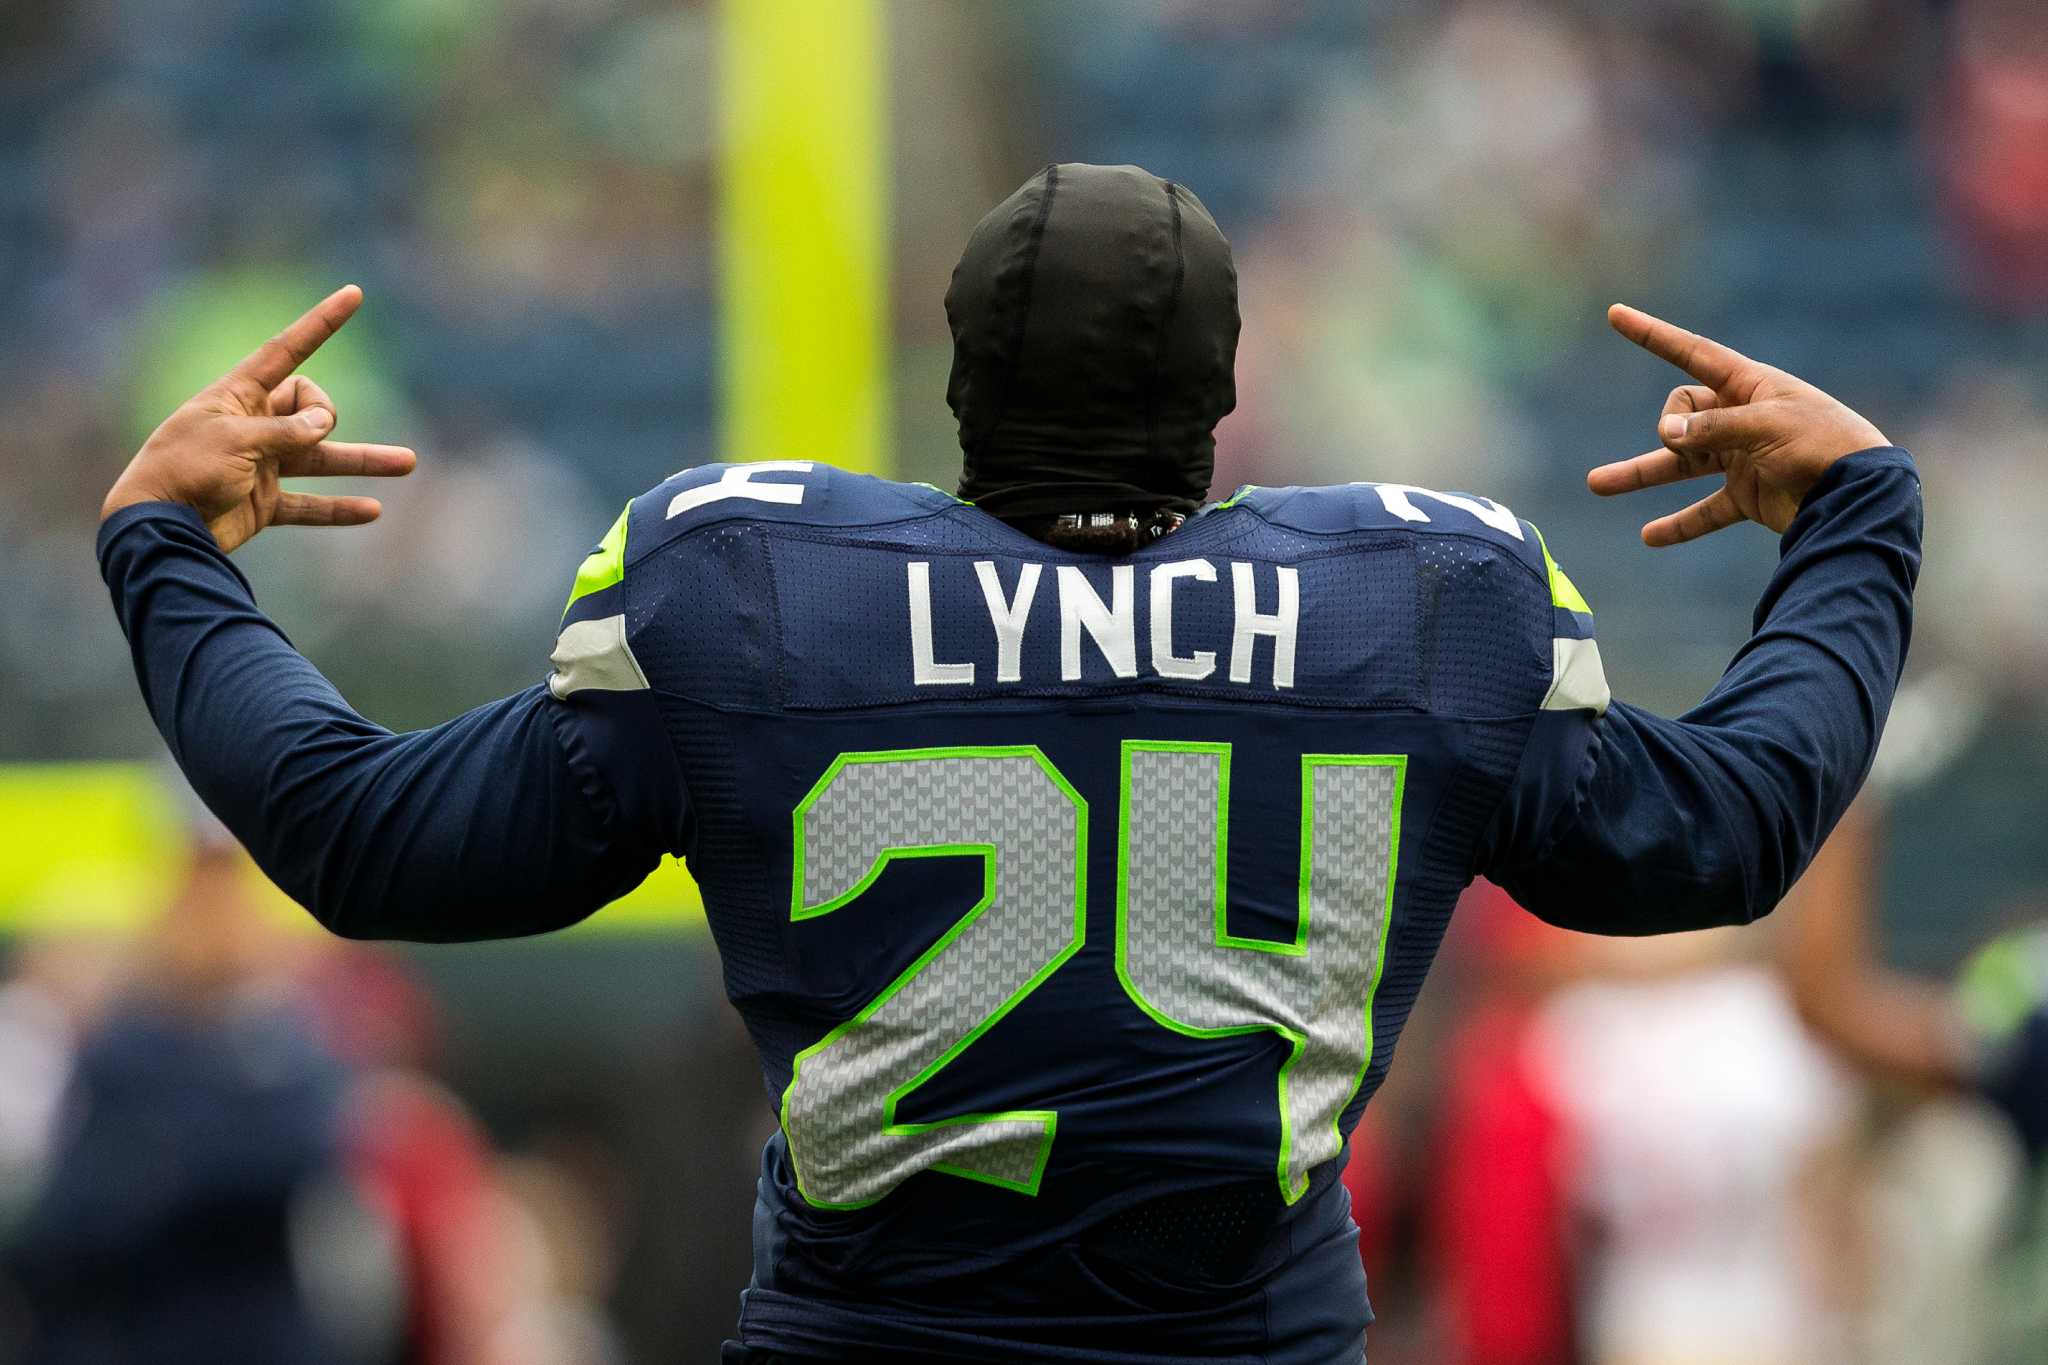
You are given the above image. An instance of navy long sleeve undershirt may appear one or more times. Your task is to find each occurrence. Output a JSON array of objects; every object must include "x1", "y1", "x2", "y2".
[
  {"x1": 99, "y1": 447, "x2": 1918, "y2": 943},
  {"x1": 1484, "y1": 446, "x2": 1923, "y2": 931},
  {"x1": 96, "y1": 502, "x2": 683, "y2": 941}
]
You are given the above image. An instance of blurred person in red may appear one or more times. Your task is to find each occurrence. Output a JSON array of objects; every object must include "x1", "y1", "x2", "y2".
[
  {"x1": 1428, "y1": 885, "x2": 1854, "y2": 1365},
  {"x1": 1422, "y1": 882, "x2": 1581, "y2": 1365},
  {"x1": 296, "y1": 945, "x2": 537, "y2": 1365},
  {"x1": 1933, "y1": 0, "x2": 2048, "y2": 311},
  {"x1": 7, "y1": 789, "x2": 357, "y2": 1365}
]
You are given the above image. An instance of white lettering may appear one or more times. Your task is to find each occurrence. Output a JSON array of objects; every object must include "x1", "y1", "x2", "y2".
[
  {"x1": 974, "y1": 561, "x2": 1041, "y2": 684},
  {"x1": 667, "y1": 462, "x2": 814, "y2": 519},
  {"x1": 906, "y1": 558, "x2": 1306, "y2": 690},
  {"x1": 1359, "y1": 482, "x2": 1522, "y2": 540},
  {"x1": 908, "y1": 562, "x2": 974, "y2": 685},
  {"x1": 1230, "y1": 563, "x2": 1298, "y2": 689},
  {"x1": 1057, "y1": 565, "x2": 1137, "y2": 681},
  {"x1": 1149, "y1": 560, "x2": 1217, "y2": 680}
]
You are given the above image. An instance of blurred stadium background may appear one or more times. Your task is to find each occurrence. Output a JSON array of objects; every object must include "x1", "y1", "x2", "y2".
[{"x1": 2, "y1": 0, "x2": 2046, "y2": 1361}]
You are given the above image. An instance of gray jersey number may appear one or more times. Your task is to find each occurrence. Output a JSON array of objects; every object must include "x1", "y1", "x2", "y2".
[
  {"x1": 781, "y1": 747, "x2": 1087, "y2": 1210},
  {"x1": 1117, "y1": 742, "x2": 1404, "y2": 1202},
  {"x1": 782, "y1": 741, "x2": 1403, "y2": 1209}
]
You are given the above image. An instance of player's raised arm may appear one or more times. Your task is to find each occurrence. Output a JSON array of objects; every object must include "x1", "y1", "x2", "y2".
[
  {"x1": 97, "y1": 292, "x2": 685, "y2": 940},
  {"x1": 1481, "y1": 307, "x2": 1920, "y2": 933}
]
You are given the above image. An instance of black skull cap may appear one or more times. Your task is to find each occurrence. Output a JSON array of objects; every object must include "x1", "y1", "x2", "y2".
[{"x1": 947, "y1": 163, "x2": 1240, "y2": 520}]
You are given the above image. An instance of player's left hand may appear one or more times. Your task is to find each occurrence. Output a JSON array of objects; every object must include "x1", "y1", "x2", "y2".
[
  {"x1": 99, "y1": 285, "x2": 416, "y2": 553},
  {"x1": 1589, "y1": 303, "x2": 1889, "y2": 547}
]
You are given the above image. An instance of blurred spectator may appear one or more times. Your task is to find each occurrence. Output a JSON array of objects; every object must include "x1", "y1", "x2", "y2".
[
  {"x1": 1530, "y1": 933, "x2": 1853, "y2": 1365},
  {"x1": 1428, "y1": 887, "x2": 1852, "y2": 1365},
  {"x1": 0, "y1": 934, "x2": 126, "y2": 1241},
  {"x1": 9, "y1": 813, "x2": 357, "y2": 1365},
  {"x1": 1782, "y1": 801, "x2": 2048, "y2": 1364},
  {"x1": 1933, "y1": 0, "x2": 2048, "y2": 310},
  {"x1": 298, "y1": 945, "x2": 570, "y2": 1365},
  {"x1": 1424, "y1": 884, "x2": 1582, "y2": 1365}
]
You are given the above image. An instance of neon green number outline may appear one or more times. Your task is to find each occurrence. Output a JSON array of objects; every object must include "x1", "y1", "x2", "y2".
[
  {"x1": 780, "y1": 746, "x2": 1088, "y2": 1210},
  {"x1": 1114, "y1": 741, "x2": 1405, "y2": 1203}
]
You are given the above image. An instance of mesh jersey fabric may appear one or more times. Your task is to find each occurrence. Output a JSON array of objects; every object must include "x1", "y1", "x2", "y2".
[{"x1": 558, "y1": 462, "x2": 1584, "y2": 1363}]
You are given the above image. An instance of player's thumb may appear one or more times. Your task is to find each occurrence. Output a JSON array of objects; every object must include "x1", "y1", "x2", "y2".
[{"x1": 1658, "y1": 404, "x2": 1759, "y2": 456}]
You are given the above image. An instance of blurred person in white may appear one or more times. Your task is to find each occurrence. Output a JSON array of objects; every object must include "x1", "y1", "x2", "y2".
[
  {"x1": 1527, "y1": 930, "x2": 1856, "y2": 1365},
  {"x1": 489, "y1": 1140, "x2": 635, "y2": 1365},
  {"x1": 0, "y1": 934, "x2": 126, "y2": 1238},
  {"x1": 5, "y1": 782, "x2": 365, "y2": 1365},
  {"x1": 1783, "y1": 801, "x2": 2048, "y2": 1365},
  {"x1": 1422, "y1": 900, "x2": 1858, "y2": 1363},
  {"x1": 1415, "y1": 886, "x2": 1855, "y2": 1365}
]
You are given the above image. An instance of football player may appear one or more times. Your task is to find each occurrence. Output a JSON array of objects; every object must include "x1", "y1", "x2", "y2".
[{"x1": 98, "y1": 164, "x2": 1920, "y2": 1363}]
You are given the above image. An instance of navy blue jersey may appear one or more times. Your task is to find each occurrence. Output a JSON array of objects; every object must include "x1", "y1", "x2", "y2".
[
  {"x1": 99, "y1": 447, "x2": 1922, "y2": 1363},
  {"x1": 553, "y1": 464, "x2": 1598, "y2": 1361}
]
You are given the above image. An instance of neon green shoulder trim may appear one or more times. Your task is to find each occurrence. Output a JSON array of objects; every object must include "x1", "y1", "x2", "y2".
[
  {"x1": 1528, "y1": 522, "x2": 1593, "y2": 615},
  {"x1": 563, "y1": 500, "x2": 632, "y2": 620},
  {"x1": 910, "y1": 481, "x2": 975, "y2": 505}
]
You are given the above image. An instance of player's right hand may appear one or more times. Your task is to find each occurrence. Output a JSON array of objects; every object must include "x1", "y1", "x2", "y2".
[
  {"x1": 1588, "y1": 303, "x2": 1889, "y2": 547},
  {"x1": 99, "y1": 285, "x2": 416, "y2": 553}
]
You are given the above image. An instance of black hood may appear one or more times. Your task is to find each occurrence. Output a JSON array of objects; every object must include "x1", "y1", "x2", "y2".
[{"x1": 946, "y1": 163, "x2": 1240, "y2": 520}]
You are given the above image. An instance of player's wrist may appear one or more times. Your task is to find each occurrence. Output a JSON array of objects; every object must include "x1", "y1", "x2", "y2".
[
  {"x1": 100, "y1": 473, "x2": 183, "y2": 524},
  {"x1": 1803, "y1": 401, "x2": 1888, "y2": 466},
  {"x1": 1817, "y1": 422, "x2": 1889, "y2": 468}
]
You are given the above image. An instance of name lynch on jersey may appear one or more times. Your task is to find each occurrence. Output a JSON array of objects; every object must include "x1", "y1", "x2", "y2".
[{"x1": 906, "y1": 558, "x2": 1298, "y2": 690}]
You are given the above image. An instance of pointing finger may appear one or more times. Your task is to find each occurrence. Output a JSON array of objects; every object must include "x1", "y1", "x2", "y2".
[
  {"x1": 273, "y1": 491, "x2": 382, "y2": 527},
  {"x1": 229, "y1": 285, "x2": 363, "y2": 392},
  {"x1": 1641, "y1": 487, "x2": 1744, "y2": 547},
  {"x1": 278, "y1": 441, "x2": 417, "y2": 479},
  {"x1": 1608, "y1": 303, "x2": 1753, "y2": 390},
  {"x1": 1587, "y1": 446, "x2": 1719, "y2": 496}
]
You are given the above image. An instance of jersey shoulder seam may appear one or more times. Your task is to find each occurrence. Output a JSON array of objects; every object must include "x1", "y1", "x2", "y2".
[
  {"x1": 625, "y1": 498, "x2": 966, "y2": 571},
  {"x1": 1228, "y1": 500, "x2": 1553, "y2": 596}
]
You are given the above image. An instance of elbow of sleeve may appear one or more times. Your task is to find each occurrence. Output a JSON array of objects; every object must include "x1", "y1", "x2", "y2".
[
  {"x1": 1531, "y1": 838, "x2": 1781, "y2": 936},
  {"x1": 291, "y1": 858, "x2": 461, "y2": 943},
  {"x1": 267, "y1": 865, "x2": 379, "y2": 941},
  {"x1": 1707, "y1": 824, "x2": 1793, "y2": 928},
  {"x1": 1679, "y1": 730, "x2": 1836, "y2": 928},
  {"x1": 1733, "y1": 883, "x2": 1782, "y2": 927},
  {"x1": 242, "y1": 826, "x2": 391, "y2": 941},
  {"x1": 309, "y1": 901, "x2": 381, "y2": 941},
  {"x1": 300, "y1": 895, "x2": 420, "y2": 943}
]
